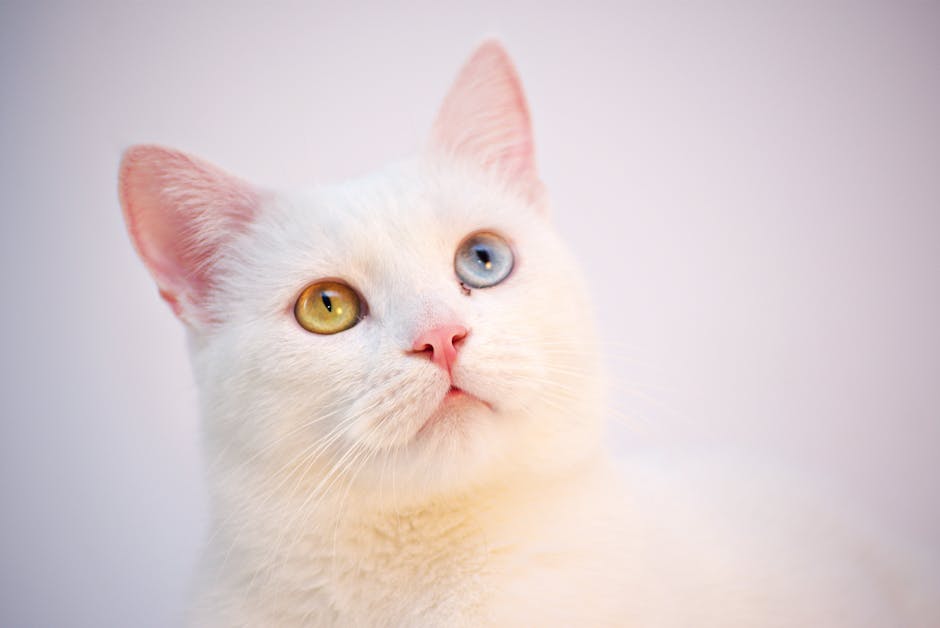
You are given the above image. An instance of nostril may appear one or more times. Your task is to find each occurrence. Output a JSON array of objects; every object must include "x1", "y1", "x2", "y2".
[{"x1": 446, "y1": 327, "x2": 469, "y2": 353}]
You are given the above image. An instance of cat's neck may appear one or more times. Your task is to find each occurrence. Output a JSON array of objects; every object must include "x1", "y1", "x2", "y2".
[
  {"x1": 204, "y1": 432, "x2": 610, "y2": 555},
  {"x1": 197, "y1": 441, "x2": 614, "y2": 625}
]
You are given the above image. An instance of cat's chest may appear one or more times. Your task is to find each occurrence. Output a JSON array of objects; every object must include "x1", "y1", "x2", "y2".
[
  {"x1": 319, "y1": 489, "x2": 634, "y2": 625},
  {"x1": 319, "y1": 508, "x2": 499, "y2": 626}
]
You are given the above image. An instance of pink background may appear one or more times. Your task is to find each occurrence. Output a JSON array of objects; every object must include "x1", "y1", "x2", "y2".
[{"x1": 1, "y1": 2, "x2": 938, "y2": 626}]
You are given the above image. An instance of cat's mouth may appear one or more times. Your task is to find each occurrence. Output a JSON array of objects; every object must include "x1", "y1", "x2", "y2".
[
  {"x1": 445, "y1": 386, "x2": 468, "y2": 400},
  {"x1": 416, "y1": 386, "x2": 492, "y2": 437},
  {"x1": 445, "y1": 385, "x2": 493, "y2": 409}
]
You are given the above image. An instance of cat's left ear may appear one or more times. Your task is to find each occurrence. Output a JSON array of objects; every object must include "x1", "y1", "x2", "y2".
[{"x1": 430, "y1": 40, "x2": 546, "y2": 207}]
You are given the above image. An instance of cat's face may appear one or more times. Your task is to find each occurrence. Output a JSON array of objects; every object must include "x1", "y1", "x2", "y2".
[{"x1": 120, "y1": 42, "x2": 603, "y2": 506}]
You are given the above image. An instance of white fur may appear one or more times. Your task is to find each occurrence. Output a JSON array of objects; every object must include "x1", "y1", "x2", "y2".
[
  {"x1": 120, "y1": 44, "x2": 937, "y2": 627},
  {"x1": 171, "y1": 156, "x2": 935, "y2": 626}
]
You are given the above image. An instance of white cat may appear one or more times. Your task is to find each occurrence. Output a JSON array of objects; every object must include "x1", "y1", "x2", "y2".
[{"x1": 118, "y1": 41, "x2": 936, "y2": 627}]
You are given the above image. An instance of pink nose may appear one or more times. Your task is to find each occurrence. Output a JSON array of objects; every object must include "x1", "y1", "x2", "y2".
[{"x1": 411, "y1": 325, "x2": 468, "y2": 374}]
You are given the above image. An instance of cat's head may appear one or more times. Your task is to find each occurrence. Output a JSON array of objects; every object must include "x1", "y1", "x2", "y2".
[{"x1": 119, "y1": 42, "x2": 603, "y2": 507}]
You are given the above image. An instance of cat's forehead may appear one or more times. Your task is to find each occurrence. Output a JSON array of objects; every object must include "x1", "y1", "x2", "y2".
[{"x1": 264, "y1": 161, "x2": 533, "y2": 267}]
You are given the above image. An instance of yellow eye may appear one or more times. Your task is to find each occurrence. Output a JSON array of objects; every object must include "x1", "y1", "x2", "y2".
[{"x1": 294, "y1": 281, "x2": 362, "y2": 335}]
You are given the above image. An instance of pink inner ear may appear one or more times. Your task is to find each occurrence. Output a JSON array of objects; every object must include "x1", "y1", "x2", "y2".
[
  {"x1": 118, "y1": 145, "x2": 259, "y2": 323},
  {"x1": 431, "y1": 40, "x2": 539, "y2": 190}
]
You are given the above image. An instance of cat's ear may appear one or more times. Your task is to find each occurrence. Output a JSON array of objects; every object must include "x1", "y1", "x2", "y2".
[
  {"x1": 431, "y1": 40, "x2": 545, "y2": 204},
  {"x1": 118, "y1": 145, "x2": 260, "y2": 327}
]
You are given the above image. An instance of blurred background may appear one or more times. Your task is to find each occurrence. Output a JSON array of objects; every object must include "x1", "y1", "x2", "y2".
[{"x1": 1, "y1": 2, "x2": 938, "y2": 626}]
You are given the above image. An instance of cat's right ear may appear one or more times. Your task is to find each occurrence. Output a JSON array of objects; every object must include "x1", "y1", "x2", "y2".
[{"x1": 118, "y1": 145, "x2": 260, "y2": 327}]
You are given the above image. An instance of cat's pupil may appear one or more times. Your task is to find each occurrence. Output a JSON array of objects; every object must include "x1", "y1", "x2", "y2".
[
  {"x1": 475, "y1": 247, "x2": 492, "y2": 269},
  {"x1": 321, "y1": 293, "x2": 333, "y2": 312}
]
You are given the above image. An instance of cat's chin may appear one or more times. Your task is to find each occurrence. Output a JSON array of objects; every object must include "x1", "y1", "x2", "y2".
[
  {"x1": 342, "y1": 384, "x2": 513, "y2": 505},
  {"x1": 415, "y1": 386, "x2": 493, "y2": 439}
]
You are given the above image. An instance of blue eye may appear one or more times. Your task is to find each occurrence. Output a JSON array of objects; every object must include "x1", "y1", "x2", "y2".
[{"x1": 454, "y1": 231, "x2": 514, "y2": 289}]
